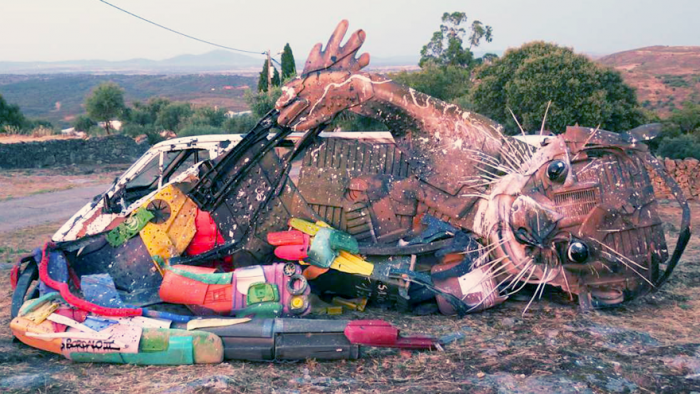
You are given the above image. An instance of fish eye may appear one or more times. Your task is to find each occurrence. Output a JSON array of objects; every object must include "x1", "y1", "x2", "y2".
[
  {"x1": 567, "y1": 240, "x2": 589, "y2": 263},
  {"x1": 547, "y1": 160, "x2": 568, "y2": 182}
]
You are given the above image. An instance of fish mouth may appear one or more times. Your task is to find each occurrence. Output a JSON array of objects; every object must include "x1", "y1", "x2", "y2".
[{"x1": 487, "y1": 194, "x2": 559, "y2": 284}]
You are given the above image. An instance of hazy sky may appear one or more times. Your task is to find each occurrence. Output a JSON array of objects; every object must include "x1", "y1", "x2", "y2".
[{"x1": 1, "y1": 0, "x2": 698, "y2": 62}]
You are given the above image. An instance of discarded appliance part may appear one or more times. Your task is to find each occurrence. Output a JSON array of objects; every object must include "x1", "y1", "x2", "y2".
[
  {"x1": 189, "y1": 318, "x2": 434, "y2": 361},
  {"x1": 275, "y1": 220, "x2": 375, "y2": 276},
  {"x1": 432, "y1": 262, "x2": 506, "y2": 315},
  {"x1": 344, "y1": 320, "x2": 438, "y2": 350},
  {"x1": 159, "y1": 263, "x2": 311, "y2": 316},
  {"x1": 189, "y1": 318, "x2": 360, "y2": 361},
  {"x1": 63, "y1": 328, "x2": 223, "y2": 365}
]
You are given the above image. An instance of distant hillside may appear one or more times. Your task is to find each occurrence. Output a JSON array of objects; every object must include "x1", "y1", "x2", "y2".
[
  {"x1": 598, "y1": 46, "x2": 700, "y2": 115},
  {"x1": 0, "y1": 74, "x2": 255, "y2": 127},
  {"x1": 0, "y1": 50, "x2": 423, "y2": 75},
  {"x1": 0, "y1": 50, "x2": 265, "y2": 74}
]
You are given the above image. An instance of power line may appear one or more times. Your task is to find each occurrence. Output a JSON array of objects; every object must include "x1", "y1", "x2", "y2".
[{"x1": 98, "y1": 0, "x2": 265, "y2": 56}]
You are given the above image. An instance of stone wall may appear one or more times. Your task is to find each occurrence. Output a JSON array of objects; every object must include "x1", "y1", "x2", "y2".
[
  {"x1": 649, "y1": 157, "x2": 700, "y2": 200},
  {"x1": 0, "y1": 135, "x2": 149, "y2": 169}
]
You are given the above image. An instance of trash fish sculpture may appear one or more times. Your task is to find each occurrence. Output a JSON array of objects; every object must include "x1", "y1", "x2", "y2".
[{"x1": 9, "y1": 20, "x2": 690, "y2": 364}]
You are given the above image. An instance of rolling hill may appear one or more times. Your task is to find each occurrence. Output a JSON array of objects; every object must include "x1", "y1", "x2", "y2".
[{"x1": 598, "y1": 46, "x2": 700, "y2": 116}]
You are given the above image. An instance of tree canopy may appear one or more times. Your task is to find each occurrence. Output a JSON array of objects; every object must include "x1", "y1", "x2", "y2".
[
  {"x1": 471, "y1": 42, "x2": 645, "y2": 134},
  {"x1": 391, "y1": 63, "x2": 472, "y2": 102},
  {"x1": 72, "y1": 115, "x2": 95, "y2": 132},
  {"x1": 155, "y1": 102, "x2": 193, "y2": 131},
  {"x1": 257, "y1": 59, "x2": 281, "y2": 93},
  {"x1": 0, "y1": 94, "x2": 26, "y2": 132},
  {"x1": 419, "y1": 12, "x2": 493, "y2": 69},
  {"x1": 281, "y1": 43, "x2": 297, "y2": 81},
  {"x1": 85, "y1": 82, "x2": 126, "y2": 134}
]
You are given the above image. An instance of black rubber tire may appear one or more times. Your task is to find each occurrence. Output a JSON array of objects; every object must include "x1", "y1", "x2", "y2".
[{"x1": 10, "y1": 261, "x2": 39, "y2": 319}]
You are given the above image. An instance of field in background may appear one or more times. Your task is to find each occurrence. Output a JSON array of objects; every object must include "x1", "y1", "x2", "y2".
[{"x1": 0, "y1": 74, "x2": 255, "y2": 128}]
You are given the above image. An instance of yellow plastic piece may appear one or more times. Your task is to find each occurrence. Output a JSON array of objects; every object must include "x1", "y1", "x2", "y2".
[
  {"x1": 327, "y1": 306, "x2": 344, "y2": 315},
  {"x1": 290, "y1": 296, "x2": 305, "y2": 309},
  {"x1": 290, "y1": 218, "x2": 374, "y2": 276},
  {"x1": 289, "y1": 218, "x2": 322, "y2": 236},
  {"x1": 139, "y1": 185, "x2": 198, "y2": 265},
  {"x1": 24, "y1": 302, "x2": 59, "y2": 324},
  {"x1": 331, "y1": 251, "x2": 374, "y2": 276}
]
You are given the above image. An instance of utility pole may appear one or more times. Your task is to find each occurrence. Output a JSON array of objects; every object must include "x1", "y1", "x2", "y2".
[{"x1": 266, "y1": 50, "x2": 272, "y2": 96}]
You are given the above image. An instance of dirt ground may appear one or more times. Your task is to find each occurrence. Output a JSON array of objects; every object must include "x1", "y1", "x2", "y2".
[
  {"x1": 0, "y1": 135, "x2": 80, "y2": 144},
  {"x1": 0, "y1": 199, "x2": 699, "y2": 393},
  {"x1": 0, "y1": 164, "x2": 127, "y2": 201}
]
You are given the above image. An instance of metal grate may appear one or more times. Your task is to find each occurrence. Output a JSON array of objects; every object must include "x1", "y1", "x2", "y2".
[{"x1": 554, "y1": 187, "x2": 600, "y2": 217}]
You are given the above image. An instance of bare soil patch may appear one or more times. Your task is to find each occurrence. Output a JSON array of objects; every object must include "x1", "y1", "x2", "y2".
[
  {"x1": 0, "y1": 164, "x2": 127, "y2": 201},
  {"x1": 0, "y1": 135, "x2": 81, "y2": 144}
]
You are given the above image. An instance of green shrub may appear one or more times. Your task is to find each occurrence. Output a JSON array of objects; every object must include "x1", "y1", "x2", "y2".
[
  {"x1": 177, "y1": 124, "x2": 225, "y2": 137},
  {"x1": 244, "y1": 87, "x2": 282, "y2": 118},
  {"x1": 223, "y1": 114, "x2": 258, "y2": 133},
  {"x1": 657, "y1": 134, "x2": 700, "y2": 160}
]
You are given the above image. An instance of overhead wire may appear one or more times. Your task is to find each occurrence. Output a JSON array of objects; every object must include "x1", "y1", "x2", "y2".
[{"x1": 97, "y1": 0, "x2": 266, "y2": 56}]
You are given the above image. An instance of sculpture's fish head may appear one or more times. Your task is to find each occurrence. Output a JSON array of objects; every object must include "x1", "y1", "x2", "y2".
[{"x1": 481, "y1": 125, "x2": 690, "y2": 309}]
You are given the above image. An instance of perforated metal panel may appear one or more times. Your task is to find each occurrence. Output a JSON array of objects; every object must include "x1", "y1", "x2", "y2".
[{"x1": 296, "y1": 138, "x2": 414, "y2": 243}]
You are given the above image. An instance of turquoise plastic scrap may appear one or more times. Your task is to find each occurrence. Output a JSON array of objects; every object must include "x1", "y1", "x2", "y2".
[
  {"x1": 234, "y1": 302, "x2": 283, "y2": 318},
  {"x1": 307, "y1": 228, "x2": 336, "y2": 268},
  {"x1": 68, "y1": 336, "x2": 195, "y2": 365},
  {"x1": 166, "y1": 266, "x2": 233, "y2": 285},
  {"x1": 328, "y1": 229, "x2": 359, "y2": 254},
  {"x1": 307, "y1": 227, "x2": 360, "y2": 267}
]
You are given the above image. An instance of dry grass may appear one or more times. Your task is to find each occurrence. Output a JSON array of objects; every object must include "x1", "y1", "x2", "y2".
[
  {"x1": 0, "y1": 165, "x2": 127, "y2": 201},
  {"x1": 0, "y1": 202, "x2": 698, "y2": 393},
  {"x1": 0, "y1": 134, "x2": 80, "y2": 144}
]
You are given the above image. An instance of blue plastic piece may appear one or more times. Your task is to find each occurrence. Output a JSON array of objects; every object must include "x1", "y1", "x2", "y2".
[
  {"x1": 39, "y1": 251, "x2": 68, "y2": 296},
  {"x1": 142, "y1": 308, "x2": 192, "y2": 323},
  {"x1": 83, "y1": 316, "x2": 119, "y2": 332},
  {"x1": 81, "y1": 274, "x2": 126, "y2": 308}
]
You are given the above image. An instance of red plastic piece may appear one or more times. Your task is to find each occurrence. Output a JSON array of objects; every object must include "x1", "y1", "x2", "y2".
[
  {"x1": 186, "y1": 210, "x2": 226, "y2": 256},
  {"x1": 267, "y1": 230, "x2": 306, "y2": 246},
  {"x1": 10, "y1": 263, "x2": 19, "y2": 290},
  {"x1": 269, "y1": 231, "x2": 310, "y2": 260},
  {"x1": 51, "y1": 307, "x2": 88, "y2": 332},
  {"x1": 344, "y1": 320, "x2": 437, "y2": 350},
  {"x1": 39, "y1": 243, "x2": 143, "y2": 317},
  {"x1": 159, "y1": 265, "x2": 232, "y2": 315}
]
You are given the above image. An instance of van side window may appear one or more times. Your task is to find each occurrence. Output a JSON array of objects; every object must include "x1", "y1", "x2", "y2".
[{"x1": 120, "y1": 149, "x2": 209, "y2": 206}]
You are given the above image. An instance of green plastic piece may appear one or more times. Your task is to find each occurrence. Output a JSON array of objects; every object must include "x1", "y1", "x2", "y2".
[
  {"x1": 234, "y1": 302, "x2": 283, "y2": 318},
  {"x1": 307, "y1": 227, "x2": 359, "y2": 268},
  {"x1": 69, "y1": 336, "x2": 194, "y2": 365},
  {"x1": 329, "y1": 230, "x2": 359, "y2": 254},
  {"x1": 106, "y1": 208, "x2": 155, "y2": 247},
  {"x1": 152, "y1": 255, "x2": 165, "y2": 270},
  {"x1": 18, "y1": 292, "x2": 62, "y2": 316},
  {"x1": 307, "y1": 227, "x2": 336, "y2": 268},
  {"x1": 167, "y1": 266, "x2": 233, "y2": 285},
  {"x1": 246, "y1": 283, "x2": 279, "y2": 305},
  {"x1": 140, "y1": 329, "x2": 170, "y2": 352}
]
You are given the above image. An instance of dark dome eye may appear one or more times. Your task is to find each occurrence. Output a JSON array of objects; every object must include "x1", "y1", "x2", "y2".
[
  {"x1": 567, "y1": 241, "x2": 589, "y2": 263},
  {"x1": 547, "y1": 160, "x2": 568, "y2": 182}
]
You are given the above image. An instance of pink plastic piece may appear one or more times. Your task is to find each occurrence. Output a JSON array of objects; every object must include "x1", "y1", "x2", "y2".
[{"x1": 344, "y1": 320, "x2": 437, "y2": 350}]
